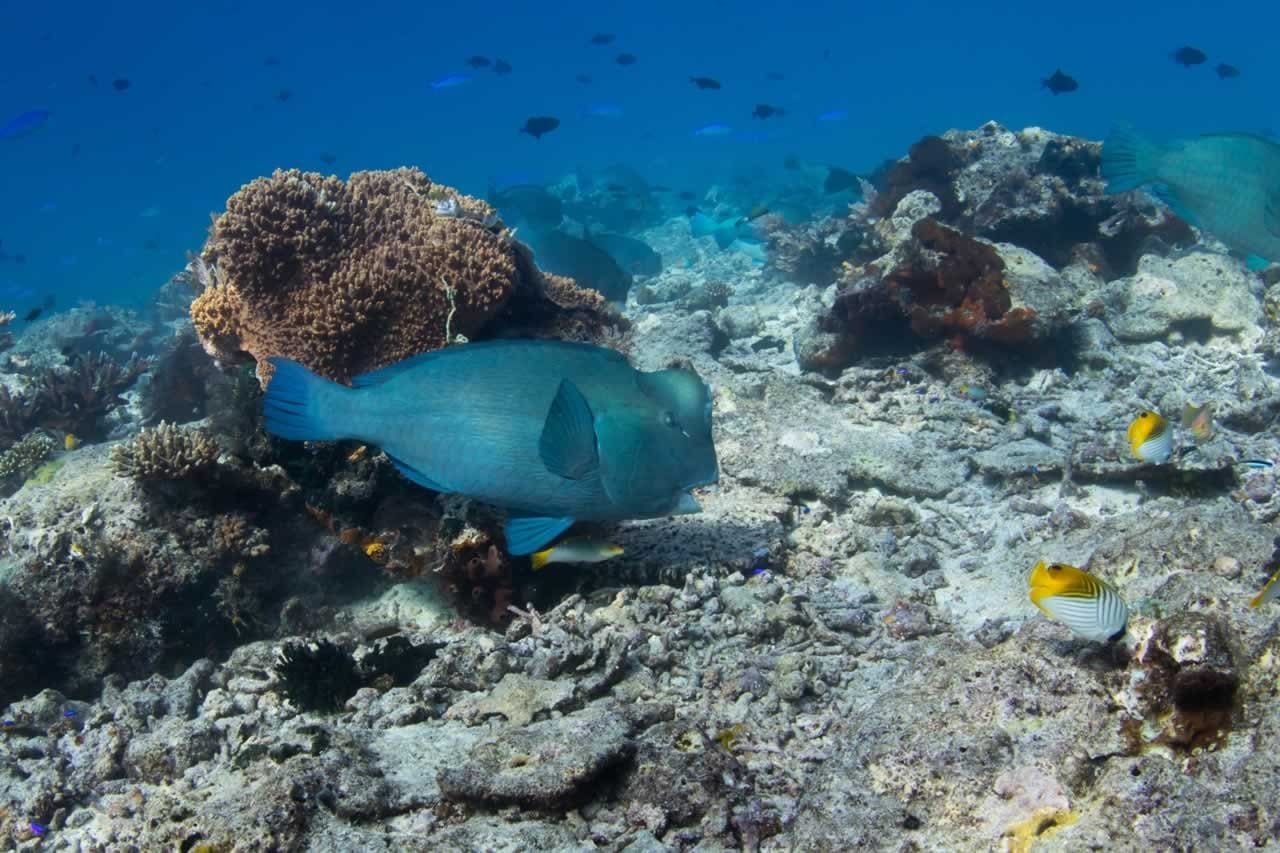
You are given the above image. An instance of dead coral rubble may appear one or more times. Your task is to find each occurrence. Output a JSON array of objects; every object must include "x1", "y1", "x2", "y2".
[{"x1": 191, "y1": 167, "x2": 620, "y2": 386}]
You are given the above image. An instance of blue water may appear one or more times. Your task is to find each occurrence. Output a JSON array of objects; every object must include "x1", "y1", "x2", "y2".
[{"x1": 0, "y1": 0, "x2": 1273, "y2": 307}]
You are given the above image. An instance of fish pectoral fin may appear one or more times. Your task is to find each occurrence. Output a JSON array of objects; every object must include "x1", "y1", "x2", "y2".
[
  {"x1": 386, "y1": 452, "x2": 452, "y2": 493},
  {"x1": 539, "y1": 379, "x2": 600, "y2": 479},
  {"x1": 505, "y1": 514, "x2": 575, "y2": 555}
]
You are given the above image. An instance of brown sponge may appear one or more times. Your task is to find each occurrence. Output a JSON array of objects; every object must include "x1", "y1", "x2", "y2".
[{"x1": 192, "y1": 167, "x2": 578, "y2": 386}]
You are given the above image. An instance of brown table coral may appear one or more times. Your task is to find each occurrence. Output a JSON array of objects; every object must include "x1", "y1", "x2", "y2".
[{"x1": 191, "y1": 167, "x2": 615, "y2": 386}]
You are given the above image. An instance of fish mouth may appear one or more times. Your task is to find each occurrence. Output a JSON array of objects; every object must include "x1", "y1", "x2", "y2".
[{"x1": 673, "y1": 492, "x2": 701, "y2": 514}]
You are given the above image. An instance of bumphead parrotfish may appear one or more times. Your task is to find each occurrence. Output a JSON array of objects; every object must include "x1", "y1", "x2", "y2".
[{"x1": 264, "y1": 340, "x2": 719, "y2": 554}]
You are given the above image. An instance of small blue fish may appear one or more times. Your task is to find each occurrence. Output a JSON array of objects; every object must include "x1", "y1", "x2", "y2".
[
  {"x1": 693, "y1": 123, "x2": 731, "y2": 137},
  {"x1": 429, "y1": 74, "x2": 472, "y2": 90},
  {"x1": 816, "y1": 109, "x2": 848, "y2": 122},
  {"x1": 63, "y1": 709, "x2": 76, "y2": 718},
  {"x1": 0, "y1": 110, "x2": 50, "y2": 140},
  {"x1": 1240, "y1": 458, "x2": 1275, "y2": 470},
  {"x1": 29, "y1": 822, "x2": 45, "y2": 836}
]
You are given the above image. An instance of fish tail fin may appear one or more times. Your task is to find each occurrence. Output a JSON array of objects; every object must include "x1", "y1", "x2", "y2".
[
  {"x1": 262, "y1": 357, "x2": 351, "y2": 441},
  {"x1": 1102, "y1": 125, "x2": 1163, "y2": 193}
]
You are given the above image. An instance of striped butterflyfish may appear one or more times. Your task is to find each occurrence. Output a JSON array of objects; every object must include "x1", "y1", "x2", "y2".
[{"x1": 1029, "y1": 560, "x2": 1129, "y2": 643}]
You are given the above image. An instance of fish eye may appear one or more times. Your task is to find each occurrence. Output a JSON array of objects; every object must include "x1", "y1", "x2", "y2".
[{"x1": 663, "y1": 411, "x2": 679, "y2": 428}]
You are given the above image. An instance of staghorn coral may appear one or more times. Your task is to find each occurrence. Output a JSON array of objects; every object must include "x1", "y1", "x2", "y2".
[
  {"x1": 758, "y1": 214, "x2": 864, "y2": 285},
  {"x1": 28, "y1": 352, "x2": 148, "y2": 439},
  {"x1": 192, "y1": 167, "x2": 618, "y2": 386},
  {"x1": 110, "y1": 421, "x2": 221, "y2": 481}
]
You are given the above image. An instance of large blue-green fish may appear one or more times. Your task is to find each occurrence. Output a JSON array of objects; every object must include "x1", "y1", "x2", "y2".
[
  {"x1": 1102, "y1": 127, "x2": 1280, "y2": 269},
  {"x1": 263, "y1": 340, "x2": 719, "y2": 555}
]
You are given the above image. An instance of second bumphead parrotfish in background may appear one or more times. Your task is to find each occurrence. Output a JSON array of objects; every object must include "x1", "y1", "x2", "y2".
[
  {"x1": 1028, "y1": 561, "x2": 1129, "y2": 643},
  {"x1": 263, "y1": 340, "x2": 719, "y2": 556},
  {"x1": 1102, "y1": 126, "x2": 1280, "y2": 270}
]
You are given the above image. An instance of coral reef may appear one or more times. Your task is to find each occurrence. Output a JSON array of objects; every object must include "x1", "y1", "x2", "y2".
[
  {"x1": 4, "y1": 123, "x2": 1280, "y2": 850},
  {"x1": 0, "y1": 431, "x2": 54, "y2": 486},
  {"x1": 109, "y1": 421, "x2": 221, "y2": 481},
  {"x1": 191, "y1": 167, "x2": 619, "y2": 386}
]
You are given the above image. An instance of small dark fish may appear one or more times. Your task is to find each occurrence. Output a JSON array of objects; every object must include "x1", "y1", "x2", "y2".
[
  {"x1": 465, "y1": 55, "x2": 491, "y2": 69},
  {"x1": 15, "y1": 254, "x2": 25, "y2": 264},
  {"x1": 752, "y1": 103, "x2": 784, "y2": 119},
  {"x1": 783, "y1": 155, "x2": 800, "y2": 170},
  {"x1": 22, "y1": 307, "x2": 42, "y2": 322},
  {"x1": 824, "y1": 166, "x2": 862, "y2": 194},
  {"x1": 684, "y1": 205, "x2": 701, "y2": 217},
  {"x1": 589, "y1": 33, "x2": 615, "y2": 45},
  {"x1": 678, "y1": 191, "x2": 697, "y2": 201},
  {"x1": 1172, "y1": 46, "x2": 1207, "y2": 67},
  {"x1": 264, "y1": 56, "x2": 281, "y2": 67},
  {"x1": 735, "y1": 206, "x2": 769, "y2": 226},
  {"x1": 616, "y1": 53, "x2": 638, "y2": 66},
  {"x1": 605, "y1": 182, "x2": 628, "y2": 193},
  {"x1": 87, "y1": 74, "x2": 97, "y2": 86},
  {"x1": 767, "y1": 71, "x2": 784, "y2": 81},
  {"x1": 143, "y1": 239, "x2": 160, "y2": 251},
  {"x1": 650, "y1": 185, "x2": 671, "y2": 192},
  {"x1": 112, "y1": 78, "x2": 130, "y2": 91},
  {"x1": 275, "y1": 89, "x2": 292, "y2": 102},
  {"x1": 71, "y1": 142, "x2": 80, "y2": 157},
  {"x1": 690, "y1": 76, "x2": 721, "y2": 90},
  {"x1": 494, "y1": 59, "x2": 512, "y2": 74},
  {"x1": 575, "y1": 73, "x2": 592, "y2": 84},
  {"x1": 1041, "y1": 69, "x2": 1078, "y2": 95},
  {"x1": 1216, "y1": 63, "x2": 1240, "y2": 79},
  {"x1": 319, "y1": 151, "x2": 337, "y2": 165},
  {"x1": 520, "y1": 116, "x2": 560, "y2": 140}
]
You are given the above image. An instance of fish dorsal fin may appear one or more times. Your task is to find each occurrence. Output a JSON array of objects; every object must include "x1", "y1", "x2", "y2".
[
  {"x1": 352, "y1": 350, "x2": 452, "y2": 388},
  {"x1": 505, "y1": 514, "x2": 575, "y2": 555},
  {"x1": 1197, "y1": 131, "x2": 1280, "y2": 152},
  {"x1": 539, "y1": 379, "x2": 599, "y2": 479}
]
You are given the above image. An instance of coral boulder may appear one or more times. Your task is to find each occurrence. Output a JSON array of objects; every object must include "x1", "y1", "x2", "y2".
[{"x1": 192, "y1": 167, "x2": 608, "y2": 385}]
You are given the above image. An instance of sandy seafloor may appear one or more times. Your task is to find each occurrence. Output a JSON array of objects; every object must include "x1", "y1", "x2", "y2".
[{"x1": 2, "y1": 122, "x2": 1280, "y2": 851}]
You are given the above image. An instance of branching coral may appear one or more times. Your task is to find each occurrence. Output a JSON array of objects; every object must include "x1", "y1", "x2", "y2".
[
  {"x1": 0, "y1": 431, "x2": 55, "y2": 484},
  {"x1": 110, "y1": 421, "x2": 221, "y2": 481},
  {"x1": 29, "y1": 352, "x2": 148, "y2": 439},
  {"x1": 0, "y1": 352, "x2": 146, "y2": 447},
  {"x1": 191, "y1": 167, "x2": 616, "y2": 386}
]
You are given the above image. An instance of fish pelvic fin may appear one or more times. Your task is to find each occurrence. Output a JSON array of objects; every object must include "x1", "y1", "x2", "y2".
[
  {"x1": 262, "y1": 358, "x2": 351, "y2": 441},
  {"x1": 1102, "y1": 125, "x2": 1162, "y2": 194},
  {"x1": 505, "y1": 514, "x2": 575, "y2": 556}
]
